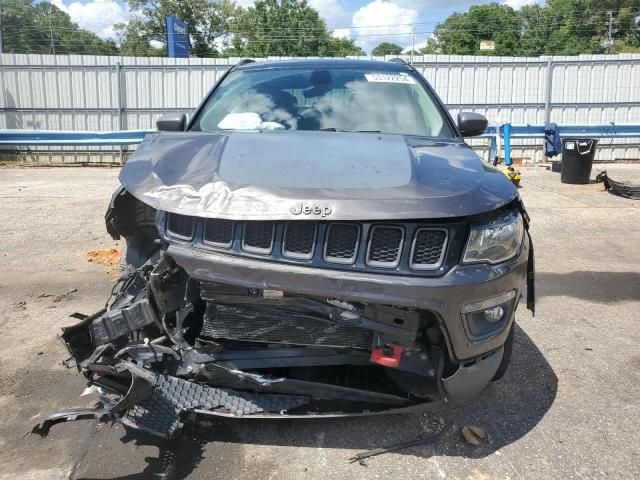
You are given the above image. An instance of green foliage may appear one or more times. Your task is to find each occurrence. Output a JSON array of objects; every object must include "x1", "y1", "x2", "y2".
[
  {"x1": 2, "y1": 0, "x2": 118, "y2": 55},
  {"x1": 419, "y1": 38, "x2": 440, "y2": 54},
  {"x1": 4, "y1": 0, "x2": 638, "y2": 58},
  {"x1": 371, "y1": 42, "x2": 404, "y2": 56},
  {"x1": 114, "y1": 20, "x2": 165, "y2": 57},
  {"x1": 227, "y1": 0, "x2": 354, "y2": 57},
  {"x1": 432, "y1": 4, "x2": 521, "y2": 56},
  {"x1": 118, "y1": 0, "x2": 363, "y2": 57},
  {"x1": 120, "y1": 0, "x2": 242, "y2": 57},
  {"x1": 322, "y1": 36, "x2": 366, "y2": 56},
  {"x1": 428, "y1": 0, "x2": 640, "y2": 56}
]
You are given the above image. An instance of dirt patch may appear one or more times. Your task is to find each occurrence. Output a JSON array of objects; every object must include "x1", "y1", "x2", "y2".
[{"x1": 86, "y1": 247, "x2": 122, "y2": 278}]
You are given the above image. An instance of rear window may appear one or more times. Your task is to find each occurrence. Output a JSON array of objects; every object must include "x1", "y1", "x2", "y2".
[{"x1": 190, "y1": 67, "x2": 454, "y2": 138}]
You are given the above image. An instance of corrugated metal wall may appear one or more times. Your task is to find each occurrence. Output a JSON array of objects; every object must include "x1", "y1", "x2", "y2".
[{"x1": 1, "y1": 53, "x2": 639, "y2": 163}]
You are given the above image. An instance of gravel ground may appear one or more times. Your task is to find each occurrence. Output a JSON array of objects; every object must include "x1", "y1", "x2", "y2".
[{"x1": 0, "y1": 164, "x2": 638, "y2": 480}]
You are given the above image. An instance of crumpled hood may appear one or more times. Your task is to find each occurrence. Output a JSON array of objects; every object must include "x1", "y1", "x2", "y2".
[{"x1": 120, "y1": 130, "x2": 517, "y2": 220}]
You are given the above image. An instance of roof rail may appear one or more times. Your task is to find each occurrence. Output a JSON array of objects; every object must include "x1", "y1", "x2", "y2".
[{"x1": 388, "y1": 57, "x2": 408, "y2": 65}]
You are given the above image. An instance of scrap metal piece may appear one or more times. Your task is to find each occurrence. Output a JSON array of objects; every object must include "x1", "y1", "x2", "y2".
[
  {"x1": 91, "y1": 298, "x2": 157, "y2": 345},
  {"x1": 31, "y1": 408, "x2": 113, "y2": 438},
  {"x1": 596, "y1": 171, "x2": 640, "y2": 199},
  {"x1": 32, "y1": 361, "x2": 311, "y2": 439},
  {"x1": 348, "y1": 421, "x2": 449, "y2": 465},
  {"x1": 198, "y1": 363, "x2": 412, "y2": 406},
  {"x1": 441, "y1": 347, "x2": 503, "y2": 405}
]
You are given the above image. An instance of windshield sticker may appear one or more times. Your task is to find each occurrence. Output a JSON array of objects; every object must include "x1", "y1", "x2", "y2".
[{"x1": 364, "y1": 73, "x2": 416, "y2": 84}]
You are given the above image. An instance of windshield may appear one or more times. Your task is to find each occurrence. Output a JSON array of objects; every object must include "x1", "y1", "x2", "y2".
[{"x1": 190, "y1": 67, "x2": 455, "y2": 138}]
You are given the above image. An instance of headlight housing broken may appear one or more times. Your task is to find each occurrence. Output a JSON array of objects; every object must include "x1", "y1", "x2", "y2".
[{"x1": 463, "y1": 212, "x2": 524, "y2": 265}]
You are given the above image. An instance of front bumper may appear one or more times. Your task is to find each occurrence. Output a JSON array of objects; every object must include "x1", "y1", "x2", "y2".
[{"x1": 168, "y1": 234, "x2": 529, "y2": 361}]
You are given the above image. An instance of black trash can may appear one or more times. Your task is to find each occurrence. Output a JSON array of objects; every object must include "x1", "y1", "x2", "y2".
[{"x1": 561, "y1": 138, "x2": 598, "y2": 184}]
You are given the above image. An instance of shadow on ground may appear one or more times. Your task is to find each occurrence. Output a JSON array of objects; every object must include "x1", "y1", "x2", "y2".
[
  {"x1": 75, "y1": 324, "x2": 557, "y2": 480},
  {"x1": 537, "y1": 271, "x2": 640, "y2": 302}
]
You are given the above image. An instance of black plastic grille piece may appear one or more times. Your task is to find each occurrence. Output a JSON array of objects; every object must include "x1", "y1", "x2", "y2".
[
  {"x1": 243, "y1": 222, "x2": 275, "y2": 253},
  {"x1": 201, "y1": 302, "x2": 374, "y2": 349},
  {"x1": 204, "y1": 219, "x2": 234, "y2": 247},
  {"x1": 166, "y1": 213, "x2": 195, "y2": 240},
  {"x1": 125, "y1": 373, "x2": 309, "y2": 437},
  {"x1": 283, "y1": 222, "x2": 316, "y2": 259},
  {"x1": 325, "y1": 223, "x2": 359, "y2": 263},
  {"x1": 162, "y1": 212, "x2": 454, "y2": 276},
  {"x1": 367, "y1": 226, "x2": 403, "y2": 267},
  {"x1": 411, "y1": 229, "x2": 447, "y2": 268}
]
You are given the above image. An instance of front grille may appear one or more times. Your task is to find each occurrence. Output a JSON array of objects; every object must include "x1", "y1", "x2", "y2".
[
  {"x1": 204, "y1": 219, "x2": 234, "y2": 247},
  {"x1": 162, "y1": 213, "x2": 451, "y2": 276},
  {"x1": 411, "y1": 229, "x2": 447, "y2": 269},
  {"x1": 166, "y1": 213, "x2": 195, "y2": 240},
  {"x1": 283, "y1": 222, "x2": 316, "y2": 259},
  {"x1": 325, "y1": 223, "x2": 359, "y2": 263},
  {"x1": 367, "y1": 226, "x2": 404, "y2": 268},
  {"x1": 201, "y1": 302, "x2": 374, "y2": 349},
  {"x1": 242, "y1": 222, "x2": 275, "y2": 253}
]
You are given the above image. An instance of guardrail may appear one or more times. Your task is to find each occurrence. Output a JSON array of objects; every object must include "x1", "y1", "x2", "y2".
[
  {"x1": 500, "y1": 124, "x2": 640, "y2": 166},
  {"x1": 1, "y1": 124, "x2": 639, "y2": 166},
  {"x1": 0, "y1": 129, "x2": 154, "y2": 146}
]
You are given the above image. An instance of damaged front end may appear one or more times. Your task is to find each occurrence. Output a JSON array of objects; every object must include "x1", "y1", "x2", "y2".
[
  {"x1": 36, "y1": 199, "x2": 453, "y2": 439},
  {"x1": 35, "y1": 179, "x2": 530, "y2": 439}
]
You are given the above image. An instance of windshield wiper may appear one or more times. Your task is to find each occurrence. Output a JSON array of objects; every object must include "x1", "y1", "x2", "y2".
[{"x1": 320, "y1": 128, "x2": 382, "y2": 133}]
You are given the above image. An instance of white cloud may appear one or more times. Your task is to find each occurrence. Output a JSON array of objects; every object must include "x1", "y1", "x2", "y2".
[
  {"x1": 235, "y1": 0, "x2": 255, "y2": 8},
  {"x1": 51, "y1": 0, "x2": 130, "y2": 39},
  {"x1": 502, "y1": 0, "x2": 539, "y2": 8},
  {"x1": 332, "y1": 28, "x2": 352, "y2": 39},
  {"x1": 352, "y1": 1, "x2": 418, "y2": 52},
  {"x1": 403, "y1": 39, "x2": 426, "y2": 53},
  {"x1": 308, "y1": 0, "x2": 350, "y2": 28},
  {"x1": 393, "y1": 0, "x2": 474, "y2": 7}
]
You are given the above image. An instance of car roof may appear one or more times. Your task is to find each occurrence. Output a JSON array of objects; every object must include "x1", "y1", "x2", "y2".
[{"x1": 236, "y1": 58, "x2": 411, "y2": 72}]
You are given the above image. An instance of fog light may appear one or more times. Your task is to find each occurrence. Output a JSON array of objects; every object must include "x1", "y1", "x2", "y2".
[
  {"x1": 483, "y1": 305, "x2": 504, "y2": 323},
  {"x1": 461, "y1": 290, "x2": 517, "y2": 338}
]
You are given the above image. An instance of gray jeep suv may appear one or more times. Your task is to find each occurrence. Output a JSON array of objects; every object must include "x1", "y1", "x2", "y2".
[{"x1": 34, "y1": 59, "x2": 534, "y2": 439}]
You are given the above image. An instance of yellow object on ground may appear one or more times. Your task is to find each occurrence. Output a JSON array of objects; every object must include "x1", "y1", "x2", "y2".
[{"x1": 503, "y1": 166, "x2": 521, "y2": 187}]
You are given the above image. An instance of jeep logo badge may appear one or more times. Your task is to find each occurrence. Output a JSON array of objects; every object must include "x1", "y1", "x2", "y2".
[{"x1": 290, "y1": 203, "x2": 332, "y2": 217}]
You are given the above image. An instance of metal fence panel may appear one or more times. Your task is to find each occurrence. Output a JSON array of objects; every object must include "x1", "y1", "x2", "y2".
[{"x1": 1, "y1": 52, "x2": 640, "y2": 163}]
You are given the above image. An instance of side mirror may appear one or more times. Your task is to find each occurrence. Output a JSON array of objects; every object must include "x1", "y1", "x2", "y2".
[
  {"x1": 457, "y1": 112, "x2": 488, "y2": 137},
  {"x1": 156, "y1": 113, "x2": 187, "y2": 132}
]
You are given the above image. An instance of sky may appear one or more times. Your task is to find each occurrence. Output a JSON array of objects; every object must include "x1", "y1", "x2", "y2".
[{"x1": 49, "y1": 0, "x2": 541, "y2": 53}]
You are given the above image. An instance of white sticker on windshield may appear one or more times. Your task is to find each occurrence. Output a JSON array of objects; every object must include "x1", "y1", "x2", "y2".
[{"x1": 364, "y1": 72, "x2": 416, "y2": 84}]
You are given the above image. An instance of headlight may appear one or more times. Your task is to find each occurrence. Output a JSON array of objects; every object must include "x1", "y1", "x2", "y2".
[{"x1": 463, "y1": 212, "x2": 524, "y2": 264}]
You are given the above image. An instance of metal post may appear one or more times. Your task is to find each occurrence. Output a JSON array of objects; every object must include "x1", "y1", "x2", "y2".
[
  {"x1": 503, "y1": 123, "x2": 512, "y2": 166},
  {"x1": 488, "y1": 135, "x2": 497, "y2": 164},
  {"x1": 410, "y1": 28, "x2": 415, "y2": 65},
  {"x1": 0, "y1": 0, "x2": 4, "y2": 54},
  {"x1": 544, "y1": 58, "x2": 553, "y2": 124},
  {"x1": 116, "y1": 62, "x2": 124, "y2": 165},
  {"x1": 607, "y1": 11, "x2": 613, "y2": 54}
]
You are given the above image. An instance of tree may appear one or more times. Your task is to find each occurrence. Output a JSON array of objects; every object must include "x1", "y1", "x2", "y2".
[
  {"x1": 419, "y1": 38, "x2": 440, "y2": 54},
  {"x1": 227, "y1": 0, "x2": 338, "y2": 57},
  {"x1": 115, "y1": 21, "x2": 165, "y2": 57},
  {"x1": 119, "y1": 0, "x2": 242, "y2": 57},
  {"x1": 432, "y1": 4, "x2": 521, "y2": 56},
  {"x1": 2, "y1": 0, "x2": 117, "y2": 55},
  {"x1": 322, "y1": 36, "x2": 366, "y2": 56},
  {"x1": 428, "y1": 0, "x2": 640, "y2": 56},
  {"x1": 371, "y1": 42, "x2": 403, "y2": 56}
]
